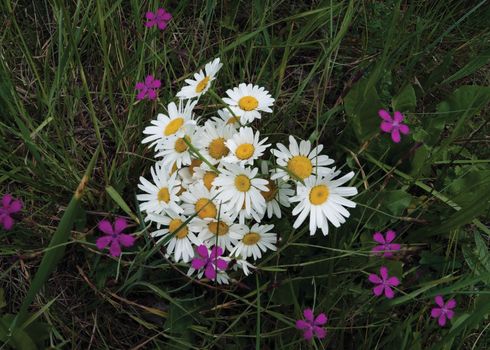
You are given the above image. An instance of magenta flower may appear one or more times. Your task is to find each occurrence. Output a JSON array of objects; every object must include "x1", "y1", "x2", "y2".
[
  {"x1": 372, "y1": 230, "x2": 401, "y2": 257},
  {"x1": 0, "y1": 194, "x2": 23, "y2": 230},
  {"x1": 96, "y1": 218, "x2": 135, "y2": 257},
  {"x1": 295, "y1": 308, "x2": 327, "y2": 341},
  {"x1": 368, "y1": 266, "x2": 400, "y2": 299},
  {"x1": 378, "y1": 109, "x2": 410, "y2": 143},
  {"x1": 431, "y1": 295, "x2": 456, "y2": 327},
  {"x1": 191, "y1": 245, "x2": 228, "y2": 280},
  {"x1": 145, "y1": 8, "x2": 172, "y2": 30},
  {"x1": 135, "y1": 75, "x2": 161, "y2": 100}
]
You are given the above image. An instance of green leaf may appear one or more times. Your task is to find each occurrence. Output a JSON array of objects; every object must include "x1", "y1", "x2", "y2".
[
  {"x1": 442, "y1": 48, "x2": 490, "y2": 85},
  {"x1": 106, "y1": 186, "x2": 140, "y2": 224},
  {"x1": 392, "y1": 84, "x2": 416, "y2": 112},
  {"x1": 344, "y1": 79, "x2": 383, "y2": 142}
]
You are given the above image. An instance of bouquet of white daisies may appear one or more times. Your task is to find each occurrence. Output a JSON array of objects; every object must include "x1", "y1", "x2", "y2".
[{"x1": 137, "y1": 58, "x2": 358, "y2": 284}]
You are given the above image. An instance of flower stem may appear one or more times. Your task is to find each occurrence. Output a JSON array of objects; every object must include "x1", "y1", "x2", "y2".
[{"x1": 183, "y1": 137, "x2": 220, "y2": 174}]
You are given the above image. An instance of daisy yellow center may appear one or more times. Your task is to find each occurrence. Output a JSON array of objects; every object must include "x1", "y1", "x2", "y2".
[
  {"x1": 208, "y1": 221, "x2": 229, "y2": 236},
  {"x1": 169, "y1": 219, "x2": 188, "y2": 239},
  {"x1": 309, "y1": 184, "x2": 329, "y2": 205},
  {"x1": 235, "y1": 174, "x2": 251, "y2": 192},
  {"x1": 157, "y1": 187, "x2": 170, "y2": 203},
  {"x1": 238, "y1": 96, "x2": 259, "y2": 111},
  {"x1": 189, "y1": 159, "x2": 202, "y2": 175},
  {"x1": 227, "y1": 116, "x2": 240, "y2": 125},
  {"x1": 174, "y1": 136, "x2": 189, "y2": 153},
  {"x1": 287, "y1": 156, "x2": 313, "y2": 180},
  {"x1": 195, "y1": 198, "x2": 217, "y2": 219},
  {"x1": 164, "y1": 118, "x2": 184, "y2": 136},
  {"x1": 261, "y1": 180, "x2": 278, "y2": 202},
  {"x1": 235, "y1": 143, "x2": 255, "y2": 160},
  {"x1": 209, "y1": 138, "x2": 229, "y2": 159},
  {"x1": 203, "y1": 171, "x2": 218, "y2": 190},
  {"x1": 196, "y1": 76, "x2": 210, "y2": 93},
  {"x1": 242, "y1": 232, "x2": 260, "y2": 245}
]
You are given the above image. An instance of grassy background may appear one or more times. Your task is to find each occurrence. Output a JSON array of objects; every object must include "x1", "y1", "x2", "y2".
[{"x1": 1, "y1": 0, "x2": 490, "y2": 348}]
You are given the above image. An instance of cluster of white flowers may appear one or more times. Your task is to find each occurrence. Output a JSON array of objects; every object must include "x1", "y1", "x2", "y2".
[{"x1": 138, "y1": 58, "x2": 358, "y2": 283}]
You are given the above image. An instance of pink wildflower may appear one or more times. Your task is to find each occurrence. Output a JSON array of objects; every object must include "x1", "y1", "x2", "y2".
[
  {"x1": 191, "y1": 245, "x2": 228, "y2": 280},
  {"x1": 372, "y1": 230, "x2": 401, "y2": 257},
  {"x1": 96, "y1": 217, "x2": 135, "y2": 257},
  {"x1": 431, "y1": 295, "x2": 456, "y2": 327},
  {"x1": 295, "y1": 308, "x2": 327, "y2": 341},
  {"x1": 0, "y1": 194, "x2": 23, "y2": 230},
  {"x1": 135, "y1": 75, "x2": 161, "y2": 100},
  {"x1": 145, "y1": 8, "x2": 172, "y2": 30},
  {"x1": 378, "y1": 109, "x2": 410, "y2": 143},
  {"x1": 368, "y1": 266, "x2": 400, "y2": 299}
]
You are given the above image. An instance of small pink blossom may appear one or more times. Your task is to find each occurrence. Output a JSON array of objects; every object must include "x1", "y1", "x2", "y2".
[
  {"x1": 372, "y1": 230, "x2": 401, "y2": 257},
  {"x1": 368, "y1": 266, "x2": 400, "y2": 299},
  {"x1": 295, "y1": 308, "x2": 327, "y2": 341},
  {"x1": 191, "y1": 245, "x2": 228, "y2": 280},
  {"x1": 378, "y1": 109, "x2": 410, "y2": 143},
  {"x1": 135, "y1": 75, "x2": 161, "y2": 100},
  {"x1": 145, "y1": 8, "x2": 172, "y2": 30},
  {"x1": 431, "y1": 295, "x2": 456, "y2": 327},
  {"x1": 0, "y1": 194, "x2": 23, "y2": 230},
  {"x1": 96, "y1": 217, "x2": 135, "y2": 257}
]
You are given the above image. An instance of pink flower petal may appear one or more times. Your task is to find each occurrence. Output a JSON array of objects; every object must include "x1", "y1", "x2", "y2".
[
  {"x1": 114, "y1": 217, "x2": 128, "y2": 234},
  {"x1": 303, "y1": 328, "x2": 313, "y2": 341},
  {"x1": 196, "y1": 244, "x2": 209, "y2": 259},
  {"x1": 204, "y1": 263, "x2": 217, "y2": 280},
  {"x1": 380, "y1": 121, "x2": 394, "y2": 133},
  {"x1": 136, "y1": 90, "x2": 147, "y2": 100},
  {"x1": 96, "y1": 235, "x2": 112, "y2": 250},
  {"x1": 384, "y1": 285, "x2": 395, "y2": 299},
  {"x1": 372, "y1": 246, "x2": 385, "y2": 255},
  {"x1": 161, "y1": 12, "x2": 172, "y2": 21},
  {"x1": 373, "y1": 232, "x2": 386, "y2": 244},
  {"x1": 387, "y1": 276, "x2": 400, "y2": 287},
  {"x1": 147, "y1": 89, "x2": 157, "y2": 100},
  {"x1": 2, "y1": 194, "x2": 12, "y2": 207},
  {"x1": 399, "y1": 124, "x2": 410, "y2": 135},
  {"x1": 303, "y1": 309, "x2": 314, "y2": 322},
  {"x1": 378, "y1": 109, "x2": 393, "y2": 121},
  {"x1": 391, "y1": 128, "x2": 401, "y2": 143},
  {"x1": 8, "y1": 200, "x2": 22, "y2": 213},
  {"x1": 150, "y1": 79, "x2": 161, "y2": 89},
  {"x1": 2, "y1": 215, "x2": 14, "y2": 230},
  {"x1": 118, "y1": 234, "x2": 135, "y2": 247},
  {"x1": 295, "y1": 320, "x2": 310, "y2": 330},
  {"x1": 109, "y1": 240, "x2": 122, "y2": 257},
  {"x1": 313, "y1": 326, "x2": 326, "y2": 339},
  {"x1": 135, "y1": 82, "x2": 145, "y2": 90},
  {"x1": 445, "y1": 299, "x2": 456, "y2": 309},
  {"x1": 145, "y1": 11, "x2": 156, "y2": 20},
  {"x1": 435, "y1": 295, "x2": 444, "y2": 307},
  {"x1": 156, "y1": 8, "x2": 166, "y2": 16},
  {"x1": 314, "y1": 313, "x2": 327, "y2": 326},
  {"x1": 98, "y1": 220, "x2": 114, "y2": 235},
  {"x1": 369, "y1": 273, "x2": 382, "y2": 284},
  {"x1": 388, "y1": 243, "x2": 401, "y2": 252},
  {"x1": 144, "y1": 20, "x2": 155, "y2": 28},
  {"x1": 191, "y1": 258, "x2": 206, "y2": 270},
  {"x1": 438, "y1": 314, "x2": 447, "y2": 327},
  {"x1": 157, "y1": 21, "x2": 168, "y2": 30},
  {"x1": 431, "y1": 308, "x2": 442, "y2": 318},
  {"x1": 210, "y1": 246, "x2": 223, "y2": 259},
  {"x1": 214, "y1": 258, "x2": 228, "y2": 271},
  {"x1": 373, "y1": 284, "x2": 384, "y2": 296},
  {"x1": 385, "y1": 230, "x2": 396, "y2": 243},
  {"x1": 379, "y1": 266, "x2": 389, "y2": 280},
  {"x1": 145, "y1": 75, "x2": 154, "y2": 85},
  {"x1": 393, "y1": 111, "x2": 404, "y2": 123},
  {"x1": 446, "y1": 310, "x2": 454, "y2": 319}
]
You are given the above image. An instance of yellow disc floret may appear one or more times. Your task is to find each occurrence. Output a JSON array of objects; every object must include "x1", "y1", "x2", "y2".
[
  {"x1": 174, "y1": 136, "x2": 189, "y2": 153},
  {"x1": 287, "y1": 155, "x2": 313, "y2": 180},
  {"x1": 208, "y1": 221, "x2": 229, "y2": 236},
  {"x1": 195, "y1": 198, "x2": 217, "y2": 219},
  {"x1": 203, "y1": 171, "x2": 218, "y2": 190},
  {"x1": 238, "y1": 96, "x2": 259, "y2": 111},
  {"x1": 242, "y1": 232, "x2": 261, "y2": 245},
  {"x1": 169, "y1": 219, "x2": 189, "y2": 239},
  {"x1": 208, "y1": 137, "x2": 229, "y2": 159},
  {"x1": 309, "y1": 184, "x2": 329, "y2": 205},
  {"x1": 196, "y1": 76, "x2": 210, "y2": 93},
  {"x1": 235, "y1": 143, "x2": 255, "y2": 160},
  {"x1": 157, "y1": 187, "x2": 170, "y2": 203},
  {"x1": 164, "y1": 118, "x2": 184, "y2": 136},
  {"x1": 234, "y1": 174, "x2": 251, "y2": 192},
  {"x1": 261, "y1": 180, "x2": 277, "y2": 202}
]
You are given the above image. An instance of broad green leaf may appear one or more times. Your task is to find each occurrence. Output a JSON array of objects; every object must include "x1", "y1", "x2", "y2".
[
  {"x1": 392, "y1": 84, "x2": 416, "y2": 112},
  {"x1": 344, "y1": 79, "x2": 382, "y2": 142},
  {"x1": 442, "y1": 48, "x2": 490, "y2": 85},
  {"x1": 106, "y1": 186, "x2": 140, "y2": 224}
]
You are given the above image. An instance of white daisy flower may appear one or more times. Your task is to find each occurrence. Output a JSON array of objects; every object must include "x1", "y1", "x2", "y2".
[
  {"x1": 271, "y1": 135, "x2": 335, "y2": 182},
  {"x1": 192, "y1": 163, "x2": 219, "y2": 191},
  {"x1": 232, "y1": 258, "x2": 255, "y2": 276},
  {"x1": 142, "y1": 100, "x2": 197, "y2": 149},
  {"x1": 180, "y1": 182, "x2": 222, "y2": 220},
  {"x1": 223, "y1": 127, "x2": 270, "y2": 166},
  {"x1": 213, "y1": 163, "x2": 268, "y2": 220},
  {"x1": 176, "y1": 58, "x2": 222, "y2": 99},
  {"x1": 189, "y1": 213, "x2": 246, "y2": 252},
  {"x1": 196, "y1": 120, "x2": 235, "y2": 165},
  {"x1": 187, "y1": 265, "x2": 231, "y2": 285},
  {"x1": 290, "y1": 170, "x2": 358, "y2": 236},
  {"x1": 147, "y1": 212, "x2": 201, "y2": 263},
  {"x1": 137, "y1": 163, "x2": 183, "y2": 215},
  {"x1": 260, "y1": 161, "x2": 294, "y2": 219},
  {"x1": 212, "y1": 109, "x2": 242, "y2": 129},
  {"x1": 222, "y1": 83, "x2": 275, "y2": 124},
  {"x1": 155, "y1": 126, "x2": 198, "y2": 170},
  {"x1": 230, "y1": 223, "x2": 277, "y2": 260}
]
